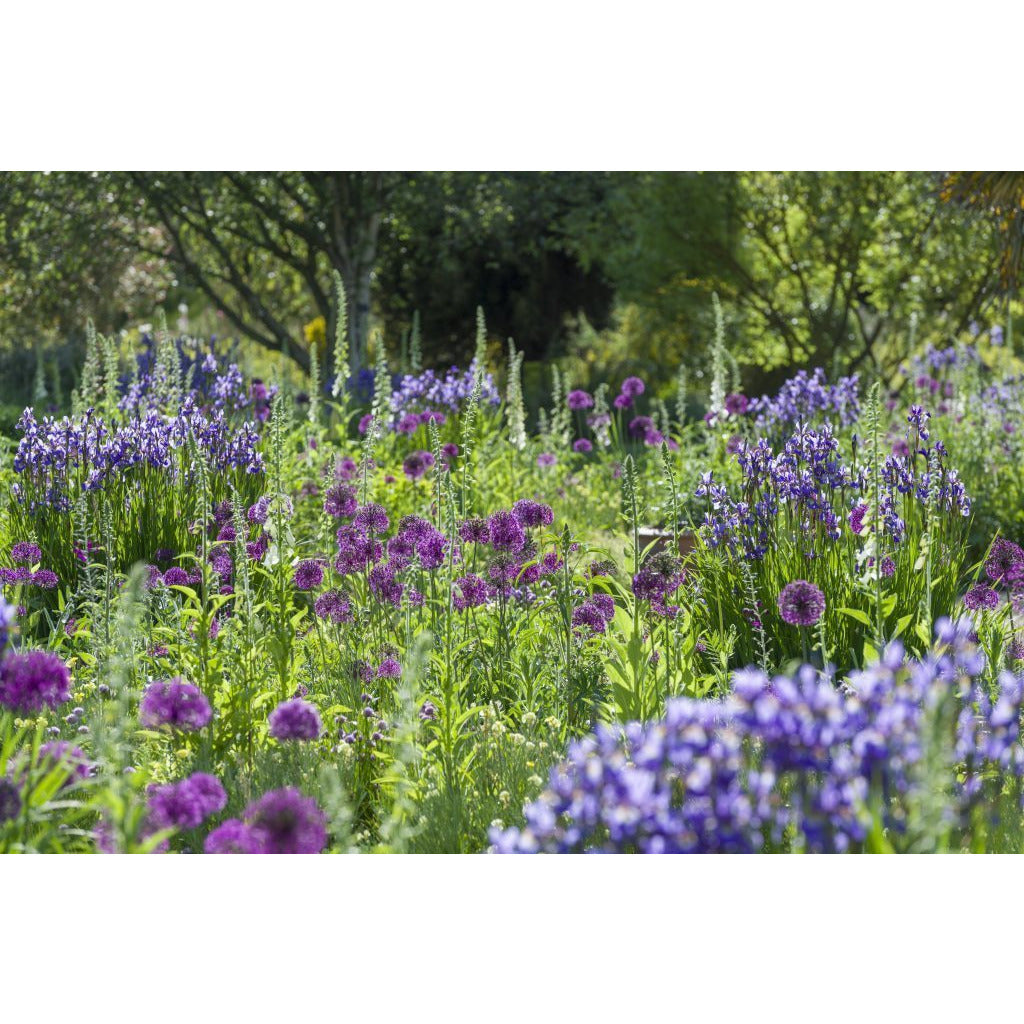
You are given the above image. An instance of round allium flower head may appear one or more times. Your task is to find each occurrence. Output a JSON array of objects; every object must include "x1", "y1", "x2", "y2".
[
  {"x1": 848, "y1": 503, "x2": 868, "y2": 535},
  {"x1": 377, "y1": 657, "x2": 401, "y2": 678},
  {"x1": 205, "y1": 819, "x2": 262, "y2": 854},
  {"x1": 612, "y1": 393, "x2": 632, "y2": 410},
  {"x1": 162, "y1": 567, "x2": 191, "y2": 587},
  {"x1": 353, "y1": 503, "x2": 389, "y2": 535},
  {"x1": 139, "y1": 678, "x2": 212, "y2": 732},
  {"x1": 268, "y1": 698, "x2": 323, "y2": 741},
  {"x1": 567, "y1": 389, "x2": 594, "y2": 411},
  {"x1": 419, "y1": 700, "x2": 438, "y2": 721},
  {"x1": 724, "y1": 393, "x2": 749, "y2": 416},
  {"x1": 984, "y1": 538, "x2": 1024, "y2": 585},
  {"x1": 244, "y1": 787, "x2": 328, "y2": 854},
  {"x1": 0, "y1": 777, "x2": 21, "y2": 824},
  {"x1": 880, "y1": 557, "x2": 896, "y2": 578},
  {"x1": 459, "y1": 517, "x2": 490, "y2": 544},
  {"x1": 247, "y1": 496, "x2": 271, "y2": 525},
  {"x1": 573, "y1": 438, "x2": 593, "y2": 454},
  {"x1": 184, "y1": 773, "x2": 228, "y2": 817},
  {"x1": 402, "y1": 450, "x2": 435, "y2": 481},
  {"x1": 487, "y1": 510, "x2": 526, "y2": 552},
  {"x1": 620, "y1": 376, "x2": 645, "y2": 399},
  {"x1": 30, "y1": 570, "x2": 59, "y2": 590},
  {"x1": 0, "y1": 650, "x2": 71, "y2": 713},
  {"x1": 314, "y1": 590, "x2": 352, "y2": 624},
  {"x1": 964, "y1": 584, "x2": 999, "y2": 611},
  {"x1": 777, "y1": 580, "x2": 826, "y2": 627},
  {"x1": 512, "y1": 499, "x2": 554, "y2": 529},
  {"x1": 11, "y1": 541, "x2": 41, "y2": 565},
  {"x1": 323, "y1": 483, "x2": 358, "y2": 519},
  {"x1": 292, "y1": 559, "x2": 325, "y2": 591},
  {"x1": 536, "y1": 452, "x2": 557, "y2": 468},
  {"x1": 441, "y1": 442, "x2": 460, "y2": 461}
]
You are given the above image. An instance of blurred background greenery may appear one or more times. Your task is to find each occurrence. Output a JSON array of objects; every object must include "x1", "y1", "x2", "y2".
[{"x1": 2, "y1": 171, "x2": 1022, "y2": 425}]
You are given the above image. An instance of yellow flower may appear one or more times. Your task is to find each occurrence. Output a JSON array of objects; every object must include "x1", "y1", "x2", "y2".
[{"x1": 303, "y1": 316, "x2": 327, "y2": 350}]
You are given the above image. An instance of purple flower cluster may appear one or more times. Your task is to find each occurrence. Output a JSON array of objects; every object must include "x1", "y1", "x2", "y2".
[
  {"x1": 13, "y1": 400, "x2": 264, "y2": 513},
  {"x1": 777, "y1": 580, "x2": 826, "y2": 626},
  {"x1": 698, "y1": 416, "x2": 969, "y2": 560},
  {"x1": 268, "y1": 698, "x2": 323, "y2": 741},
  {"x1": 139, "y1": 678, "x2": 212, "y2": 732},
  {"x1": 205, "y1": 787, "x2": 327, "y2": 854},
  {"x1": 572, "y1": 593, "x2": 616, "y2": 634},
  {"x1": 0, "y1": 650, "x2": 71, "y2": 713},
  {"x1": 147, "y1": 772, "x2": 227, "y2": 831},
  {"x1": 747, "y1": 368, "x2": 860, "y2": 430},
  {"x1": 387, "y1": 362, "x2": 500, "y2": 428},
  {"x1": 493, "y1": 620, "x2": 1023, "y2": 853}
]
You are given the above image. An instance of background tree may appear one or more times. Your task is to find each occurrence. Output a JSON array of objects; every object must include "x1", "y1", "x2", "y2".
[{"x1": 572, "y1": 172, "x2": 1004, "y2": 387}]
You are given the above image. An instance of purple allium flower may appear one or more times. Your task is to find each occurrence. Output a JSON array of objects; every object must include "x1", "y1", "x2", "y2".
[
  {"x1": 358, "y1": 413, "x2": 374, "y2": 435},
  {"x1": 567, "y1": 389, "x2": 594, "y2": 411},
  {"x1": 147, "y1": 772, "x2": 226, "y2": 832},
  {"x1": 293, "y1": 559, "x2": 325, "y2": 591},
  {"x1": 620, "y1": 376, "x2": 646, "y2": 399},
  {"x1": 458, "y1": 518, "x2": 490, "y2": 544},
  {"x1": 848, "y1": 503, "x2": 868, "y2": 535},
  {"x1": 572, "y1": 601, "x2": 608, "y2": 634},
  {"x1": 777, "y1": 580, "x2": 826, "y2": 627},
  {"x1": 0, "y1": 777, "x2": 20, "y2": 824},
  {"x1": 573, "y1": 438, "x2": 593, "y2": 454},
  {"x1": 243, "y1": 787, "x2": 328, "y2": 854},
  {"x1": 353, "y1": 503, "x2": 389, "y2": 535},
  {"x1": 402, "y1": 450, "x2": 435, "y2": 480},
  {"x1": 377, "y1": 657, "x2": 402, "y2": 678},
  {"x1": 536, "y1": 453, "x2": 557, "y2": 468},
  {"x1": 512, "y1": 499, "x2": 554, "y2": 529},
  {"x1": 336, "y1": 457, "x2": 358, "y2": 481},
  {"x1": 441, "y1": 442, "x2": 460, "y2": 462},
  {"x1": 247, "y1": 496, "x2": 271, "y2": 525},
  {"x1": 881, "y1": 557, "x2": 897, "y2": 578},
  {"x1": 30, "y1": 569, "x2": 59, "y2": 589},
  {"x1": 612, "y1": 393, "x2": 632, "y2": 411},
  {"x1": 139, "y1": 678, "x2": 212, "y2": 732},
  {"x1": 154, "y1": 548, "x2": 175, "y2": 564},
  {"x1": 453, "y1": 573, "x2": 492, "y2": 610},
  {"x1": 186, "y1": 773, "x2": 228, "y2": 817},
  {"x1": 145, "y1": 782, "x2": 201, "y2": 832},
  {"x1": 892, "y1": 439, "x2": 910, "y2": 458},
  {"x1": 314, "y1": 590, "x2": 352, "y2": 624},
  {"x1": 162, "y1": 567, "x2": 191, "y2": 587},
  {"x1": 11, "y1": 542, "x2": 41, "y2": 565},
  {"x1": 268, "y1": 698, "x2": 323, "y2": 741},
  {"x1": 36, "y1": 741, "x2": 93, "y2": 787},
  {"x1": 204, "y1": 819, "x2": 262, "y2": 854},
  {"x1": 0, "y1": 650, "x2": 71, "y2": 713},
  {"x1": 628, "y1": 415, "x2": 654, "y2": 439},
  {"x1": 396, "y1": 412, "x2": 421, "y2": 435},
  {"x1": 488, "y1": 510, "x2": 526, "y2": 552},
  {"x1": 984, "y1": 538, "x2": 1024, "y2": 585},
  {"x1": 964, "y1": 584, "x2": 999, "y2": 611},
  {"x1": 419, "y1": 700, "x2": 438, "y2": 721},
  {"x1": 724, "y1": 393, "x2": 749, "y2": 416}
]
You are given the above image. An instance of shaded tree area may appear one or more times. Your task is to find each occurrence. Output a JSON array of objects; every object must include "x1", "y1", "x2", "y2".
[{"x1": 1, "y1": 171, "x2": 1019, "y2": 404}]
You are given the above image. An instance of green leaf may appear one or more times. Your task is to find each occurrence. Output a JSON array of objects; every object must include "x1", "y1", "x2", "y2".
[{"x1": 837, "y1": 606, "x2": 872, "y2": 626}]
